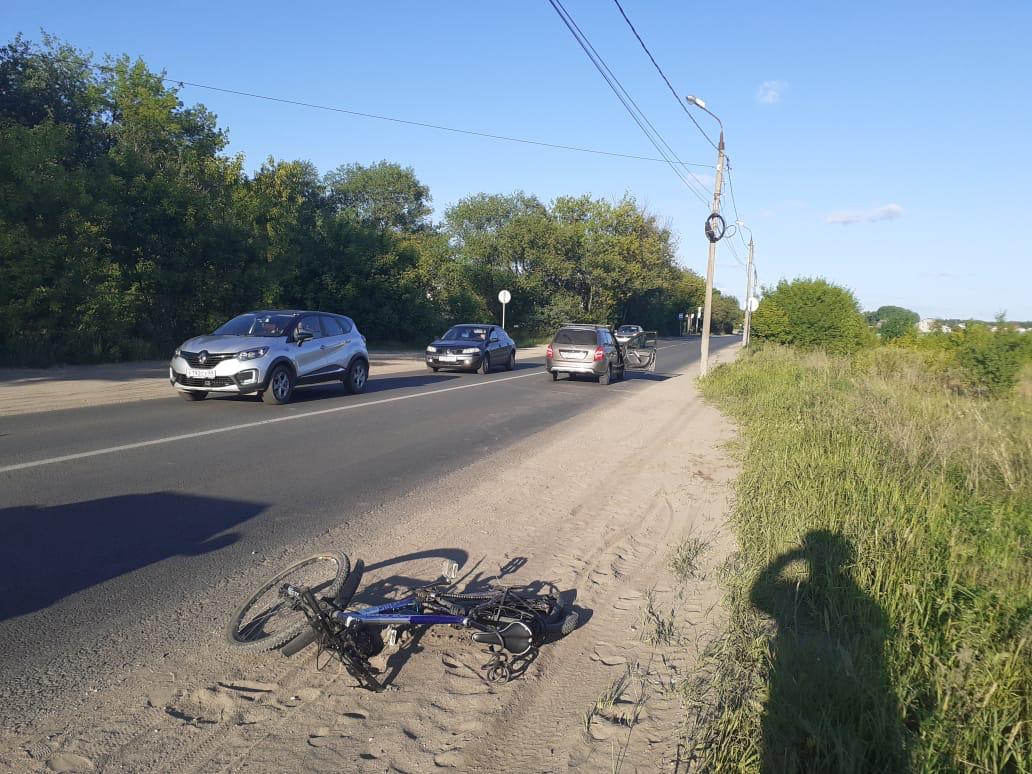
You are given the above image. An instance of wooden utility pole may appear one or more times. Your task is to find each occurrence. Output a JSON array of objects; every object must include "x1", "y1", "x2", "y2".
[{"x1": 699, "y1": 131, "x2": 725, "y2": 376}]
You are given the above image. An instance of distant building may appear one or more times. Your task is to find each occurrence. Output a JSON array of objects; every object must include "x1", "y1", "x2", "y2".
[{"x1": 917, "y1": 318, "x2": 938, "y2": 333}]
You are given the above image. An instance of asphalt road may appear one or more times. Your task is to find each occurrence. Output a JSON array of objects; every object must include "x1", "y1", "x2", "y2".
[{"x1": 0, "y1": 336, "x2": 738, "y2": 724}]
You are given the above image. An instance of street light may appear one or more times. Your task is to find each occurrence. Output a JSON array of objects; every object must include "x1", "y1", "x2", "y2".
[
  {"x1": 685, "y1": 96, "x2": 724, "y2": 134},
  {"x1": 736, "y1": 220, "x2": 756, "y2": 347},
  {"x1": 685, "y1": 94, "x2": 725, "y2": 376}
]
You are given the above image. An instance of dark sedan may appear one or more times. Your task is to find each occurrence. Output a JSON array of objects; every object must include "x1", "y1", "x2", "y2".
[{"x1": 426, "y1": 324, "x2": 515, "y2": 373}]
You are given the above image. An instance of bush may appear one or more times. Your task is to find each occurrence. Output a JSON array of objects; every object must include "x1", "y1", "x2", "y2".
[
  {"x1": 752, "y1": 277, "x2": 874, "y2": 355},
  {"x1": 953, "y1": 324, "x2": 1029, "y2": 397},
  {"x1": 890, "y1": 325, "x2": 1032, "y2": 398}
]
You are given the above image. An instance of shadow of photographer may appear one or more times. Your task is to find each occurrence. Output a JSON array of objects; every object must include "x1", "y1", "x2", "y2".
[{"x1": 750, "y1": 529, "x2": 906, "y2": 773}]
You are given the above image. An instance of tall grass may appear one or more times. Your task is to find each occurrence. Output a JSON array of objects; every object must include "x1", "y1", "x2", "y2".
[{"x1": 688, "y1": 346, "x2": 1030, "y2": 772}]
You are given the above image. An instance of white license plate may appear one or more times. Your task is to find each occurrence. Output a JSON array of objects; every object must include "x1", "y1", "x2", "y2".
[
  {"x1": 439, "y1": 355, "x2": 457, "y2": 362},
  {"x1": 560, "y1": 350, "x2": 585, "y2": 359},
  {"x1": 187, "y1": 368, "x2": 216, "y2": 379}
]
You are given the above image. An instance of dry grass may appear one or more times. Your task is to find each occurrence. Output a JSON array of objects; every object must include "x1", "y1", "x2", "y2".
[{"x1": 691, "y1": 345, "x2": 1031, "y2": 772}]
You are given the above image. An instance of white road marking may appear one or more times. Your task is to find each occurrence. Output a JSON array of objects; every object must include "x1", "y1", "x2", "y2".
[{"x1": 0, "y1": 371, "x2": 543, "y2": 474}]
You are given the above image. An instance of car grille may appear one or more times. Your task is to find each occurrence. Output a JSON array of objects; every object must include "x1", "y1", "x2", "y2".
[
  {"x1": 175, "y1": 373, "x2": 235, "y2": 388},
  {"x1": 180, "y1": 351, "x2": 236, "y2": 368}
]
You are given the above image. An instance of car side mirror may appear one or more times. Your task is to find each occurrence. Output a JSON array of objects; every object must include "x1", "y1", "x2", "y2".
[{"x1": 296, "y1": 331, "x2": 313, "y2": 345}]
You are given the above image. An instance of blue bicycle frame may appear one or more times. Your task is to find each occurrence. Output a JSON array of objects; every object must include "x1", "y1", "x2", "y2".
[{"x1": 332, "y1": 596, "x2": 469, "y2": 628}]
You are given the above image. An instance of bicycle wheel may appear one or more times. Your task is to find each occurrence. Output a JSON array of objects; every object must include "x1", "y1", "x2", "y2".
[
  {"x1": 226, "y1": 552, "x2": 350, "y2": 654},
  {"x1": 281, "y1": 559, "x2": 365, "y2": 657}
]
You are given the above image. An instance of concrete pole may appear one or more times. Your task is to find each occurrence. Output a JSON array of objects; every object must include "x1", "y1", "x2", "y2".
[
  {"x1": 743, "y1": 235, "x2": 754, "y2": 347},
  {"x1": 699, "y1": 131, "x2": 725, "y2": 376}
]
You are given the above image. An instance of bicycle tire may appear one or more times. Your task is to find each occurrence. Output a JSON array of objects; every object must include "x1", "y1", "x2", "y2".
[
  {"x1": 226, "y1": 552, "x2": 350, "y2": 654},
  {"x1": 281, "y1": 559, "x2": 366, "y2": 657}
]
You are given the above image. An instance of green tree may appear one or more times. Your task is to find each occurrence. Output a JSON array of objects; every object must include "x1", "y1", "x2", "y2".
[
  {"x1": 867, "y1": 305, "x2": 919, "y2": 341},
  {"x1": 752, "y1": 278, "x2": 873, "y2": 354},
  {"x1": 710, "y1": 293, "x2": 743, "y2": 334},
  {"x1": 325, "y1": 160, "x2": 431, "y2": 232}
]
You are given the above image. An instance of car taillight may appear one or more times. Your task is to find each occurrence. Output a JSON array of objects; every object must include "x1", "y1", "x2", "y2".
[
  {"x1": 546, "y1": 344, "x2": 553, "y2": 358},
  {"x1": 594, "y1": 346, "x2": 605, "y2": 361}
]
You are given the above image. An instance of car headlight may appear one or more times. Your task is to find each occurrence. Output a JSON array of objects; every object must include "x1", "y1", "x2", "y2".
[
  {"x1": 237, "y1": 347, "x2": 270, "y2": 361},
  {"x1": 462, "y1": 347, "x2": 480, "y2": 354},
  {"x1": 426, "y1": 345, "x2": 437, "y2": 353},
  {"x1": 173, "y1": 348, "x2": 181, "y2": 358}
]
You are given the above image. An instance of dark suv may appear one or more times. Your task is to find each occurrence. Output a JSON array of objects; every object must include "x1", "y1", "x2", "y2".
[{"x1": 545, "y1": 324, "x2": 656, "y2": 384}]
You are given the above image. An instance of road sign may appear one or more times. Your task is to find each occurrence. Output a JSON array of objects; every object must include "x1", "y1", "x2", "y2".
[
  {"x1": 498, "y1": 289, "x2": 511, "y2": 328},
  {"x1": 748, "y1": 296, "x2": 760, "y2": 312},
  {"x1": 678, "y1": 312, "x2": 684, "y2": 320}
]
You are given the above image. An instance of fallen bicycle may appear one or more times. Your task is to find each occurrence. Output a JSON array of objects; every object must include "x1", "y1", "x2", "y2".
[{"x1": 226, "y1": 552, "x2": 579, "y2": 691}]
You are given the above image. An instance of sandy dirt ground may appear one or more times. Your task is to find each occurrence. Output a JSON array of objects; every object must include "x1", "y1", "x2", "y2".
[
  {"x1": 0, "y1": 349, "x2": 547, "y2": 417},
  {"x1": 0, "y1": 345, "x2": 738, "y2": 773}
]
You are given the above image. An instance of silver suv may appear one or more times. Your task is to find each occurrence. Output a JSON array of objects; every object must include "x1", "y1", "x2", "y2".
[
  {"x1": 546, "y1": 324, "x2": 656, "y2": 384},
  {"x1": 170, "y1": 310, "x2": 369, "y2": 404}
]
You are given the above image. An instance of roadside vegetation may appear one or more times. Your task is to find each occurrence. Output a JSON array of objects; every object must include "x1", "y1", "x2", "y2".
[
  {"x1": 691, "y1": 282, "x2": 1030, "y2": 769},
  {"x1": 0, "y1": 34, "x2": 742, "y2": 367}
]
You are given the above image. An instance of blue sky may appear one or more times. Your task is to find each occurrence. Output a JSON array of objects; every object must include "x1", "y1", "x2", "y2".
[{"x1": 5, "y1": 1, "x2": 1030, "y2": 320}]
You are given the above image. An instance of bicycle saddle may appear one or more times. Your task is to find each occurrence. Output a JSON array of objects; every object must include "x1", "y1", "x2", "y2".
[{"x1": 472, "y1": 621, "x2": 533, "y2": 656}]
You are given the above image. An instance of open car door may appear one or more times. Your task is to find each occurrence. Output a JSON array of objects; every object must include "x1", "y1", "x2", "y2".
[{"x1": 622, "y1": 330, "x2": 658, "y2": 371}]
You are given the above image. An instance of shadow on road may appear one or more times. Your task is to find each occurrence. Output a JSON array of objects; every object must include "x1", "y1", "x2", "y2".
[
  {"x1": 750, "y1": 529, "x2": 906, "y2": 772},
  {"x1": 0, "y1": 492, "x2": 264, "y2": 622}
]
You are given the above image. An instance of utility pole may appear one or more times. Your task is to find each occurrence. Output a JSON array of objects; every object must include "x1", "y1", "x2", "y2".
[
  {"x1": 699, "y1": 132, "x2": 725, "y2": 376},
  {"x1": 737, "y1": 223, "x2": 755, "y2": 347},
  {"x1": 685, "y1": 95, "x2": 726, "y2": 377},
  {"x1": 743, "y1": 238, "x2": 754, "y2": 346}
]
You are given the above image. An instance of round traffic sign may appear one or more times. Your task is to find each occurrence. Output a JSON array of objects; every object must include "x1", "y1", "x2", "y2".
[
  {"x1": 497, "y1": 289, "x2": 512, "y2": 304},
  {"x1": 748, "y1": 296, "x2": 760, "y2": 312}
]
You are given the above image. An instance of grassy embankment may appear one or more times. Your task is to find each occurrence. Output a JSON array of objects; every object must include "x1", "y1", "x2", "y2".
[{"x1": 689, "y1": 346, "x2": 1030, "y2": 771}]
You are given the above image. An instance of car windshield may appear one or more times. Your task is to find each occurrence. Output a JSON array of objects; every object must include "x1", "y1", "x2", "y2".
[
  {"x1": 554, "y1": 328, "x2": 598, "y2": 345},
  {"x1": 617, "y1": 326, "x2": 640, "y2": 334},
  {"x1": 442, "y1": 326, "x2": 489, "y2": 341},
  {"x1": 213, "y1": 313, "x2": 295, "y2": 337}
]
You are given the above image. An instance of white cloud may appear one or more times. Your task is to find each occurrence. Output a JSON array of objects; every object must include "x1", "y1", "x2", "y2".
[
  {"x1": 825, "y1": 203, "x2": 904, "y2": 225},
  {"x1": 756, "y1": 80, "x2": 788, "y2": 105}
]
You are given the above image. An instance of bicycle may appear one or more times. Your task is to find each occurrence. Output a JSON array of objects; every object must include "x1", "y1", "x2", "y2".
[{"x1": 225, "y1": 552, "x2": 579, "y2": 691}]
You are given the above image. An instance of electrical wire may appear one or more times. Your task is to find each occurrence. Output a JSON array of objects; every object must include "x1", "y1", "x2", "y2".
[
  {"x1": 546, "y1": 0, "x2": 712, "y2": 207},
  {"x1": 610, "y1": 0, "x2": 718, "y2": 152},
  {"x1": 88, "y1": 64, "x2": 714, "y2": 170}
]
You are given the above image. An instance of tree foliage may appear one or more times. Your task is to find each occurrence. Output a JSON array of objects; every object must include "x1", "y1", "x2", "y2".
[
  {"x1": 752, "y1": 278, "x2": 873, "y2": 354},
  {"x1": 0, "y1": 34, "x2": 715, "y2": 365},
  {"x1": 866, "y1": 305, "x2": 919, "y2": 341}
]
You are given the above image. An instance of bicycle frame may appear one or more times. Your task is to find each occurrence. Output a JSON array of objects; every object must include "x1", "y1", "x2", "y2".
[{"x1": 332, "y1": 596, "x2": 469, "y2": 628}]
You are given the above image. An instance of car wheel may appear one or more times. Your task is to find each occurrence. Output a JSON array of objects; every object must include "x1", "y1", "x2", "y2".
[
  {"x1": 506, "y1": 351, "x2": 516, "y2": 371},
  {"x1": 344, "y1": 358, "x2": 368, "y2": 394},
  {"x1": 551, "y1": 371, "x2": 558, "y2": 382},
  {"x1": 429, "y1": 366, "x2": 439, "y2": 373},
  {"x1": 179, "y1": 391, "x2": 207, "y2": 401},
  {"x1": 264, "y1": 365, "x2": 294, "y2": 404},
  {"x1": 480, "y1": 354, "x2": 491, "y2": 374},
  {"x1": 598, "y1": 365, "x2": 612, "y2": 386}
]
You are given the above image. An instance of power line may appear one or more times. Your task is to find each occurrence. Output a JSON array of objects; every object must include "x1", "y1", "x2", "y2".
[
  {"x1": 546, "y1": 0, "x2": 712, "y2": 207},
  {"x1": 547, "y1": 0, "x2": 712, "y2": 204},
  {"x1": 724, "y1": 160, "x2": 749, "y2": 248},
  {"x1": 89, "y1": 64, "x2": 714, "y2": 170},
  {"x1": 610, "y1": 0, "x2": 718, "y2": 152}
]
